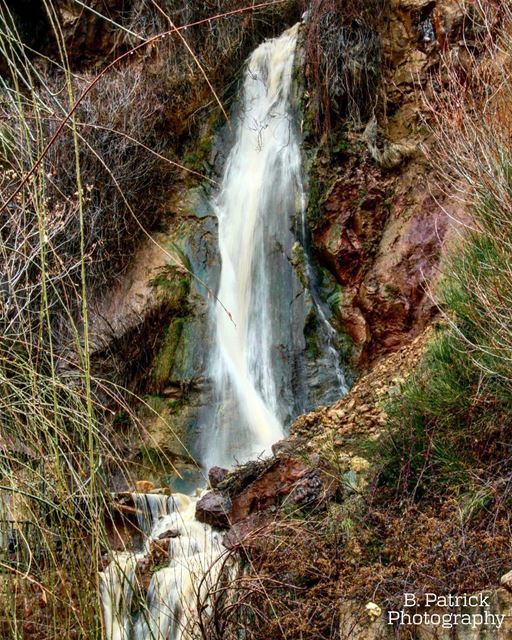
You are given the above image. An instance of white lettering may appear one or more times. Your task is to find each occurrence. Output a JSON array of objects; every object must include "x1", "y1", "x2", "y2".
[
  {"x1": 442, "y1": 614, "x2": 453, "y2": 629},
  {"x1": 388, "y1": 612, "x2": 399, "y2": 625},
  {"x1": 472, "y1": 614, "x2": 483, "y2": 629},
  {"x1": 479, "y1": 593, "x2": 490, "y2": 607},
  {"x1": 404, "y1": 593, "x2": 416, "y2": 607},
  {"x1": 425, "y1": 593, "x2": 437, "y2": 607},
  {"x1": 495, "y1": 614, "x2": 505, "y2": 629}
]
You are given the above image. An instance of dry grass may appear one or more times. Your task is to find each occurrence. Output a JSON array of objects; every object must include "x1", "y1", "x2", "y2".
[
  {"x1": 303, "y1": 0, "x2": 386, "y2": 135},
  {"x1": 0, "y1": 1, "x2": 303, "y2": 637}
]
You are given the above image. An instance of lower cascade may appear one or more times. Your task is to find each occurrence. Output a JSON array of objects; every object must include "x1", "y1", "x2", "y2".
[
  {"x1": 100, "y1": 493, "x2": 226, "y2": 640},
  {"x1": 100, "y1": 23, "x2": 346, "y2": 639}
]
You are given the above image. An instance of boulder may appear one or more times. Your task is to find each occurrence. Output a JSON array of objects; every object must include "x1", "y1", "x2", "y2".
[
  {"x1": 195, "y1": 492, "x2": 232, "y2": 528},
  {"x1": 223, "y1": 512, "x2": 274, "y2": 551},
  {"x1": 230, "y1": 457, "x2": 334, "y2": 522},
  {"x1": 208, "y1": 466, "x2": 229, "y2": 489},
  {"x1": 157, "y1": 529, "x2": 179, "y2": 540}
]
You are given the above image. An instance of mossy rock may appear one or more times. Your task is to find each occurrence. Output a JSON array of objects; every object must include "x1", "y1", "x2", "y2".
[{"x1": 152, "y1": 317, "x2": 188, "y2": 388}]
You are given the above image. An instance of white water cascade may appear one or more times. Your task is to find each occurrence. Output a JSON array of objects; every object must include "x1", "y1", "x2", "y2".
[
  {"x1": 100, "y1": 23, "x2": 347, "y2": 640},
  {"x1": 100, "y1": 492, "x2": 226, "y2": 640},
  {"x1": 206, "y1": 23, "x2": 301, "y2": 468}
]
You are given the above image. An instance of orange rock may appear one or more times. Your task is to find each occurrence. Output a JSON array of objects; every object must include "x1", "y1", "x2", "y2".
[{"x1": 135, "y1": 480, "x2": 155, "y2": 493}]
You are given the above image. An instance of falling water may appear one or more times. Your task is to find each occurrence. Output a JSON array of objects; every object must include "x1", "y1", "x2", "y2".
[
  {"x1": 206, "y1": 23, "x2": 301, "y2": 468},
  {"x1": 205, "y1": 22, "x2": 346, "y2": 468},
  {"x1": 100, "y1": 22, "x2": 347, "y2": 640},
  {"x1": 100, "y1": 492, "x2": 225, "y2": 640}
]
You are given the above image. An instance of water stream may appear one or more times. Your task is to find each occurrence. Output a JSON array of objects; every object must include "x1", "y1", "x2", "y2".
[
  {"x1": 100, "y1": 492, "x2": 225, "y2": 640},
  {"x1": 205, "y1": 24, "x2": 300, "y2": 468},
  {"x1": 100, "y1": 23, "x2": 346, "y2": 639},
  {"x1": 205, "y1": 21, "x2": 346, "y2": 468}
]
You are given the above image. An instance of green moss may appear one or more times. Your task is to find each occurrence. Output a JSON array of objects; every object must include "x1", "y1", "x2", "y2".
[
  {"x1": 150, "y1": 271, "x2": 190, "y2": 310},
  {"x1": 304, "y1": 311, "x2": 321, "y2": 358},
  {"x1": 183, "y1": 138, "x2": 212, "y2": 175},
  {"x1": 182, "y1": 109, "x2": 223, "y2": 180},
  {"x1": 326, "y1": 287, "x2": 343, "y2": 314},
  {"x1": 331, "y1": 135, "x2": 355, "y2": 156},
  {"x1": 142, "y1": 395, "x2": 167, "y2": 413},
  {"x1": 167, "y1": 398, "x2": 184, "y2": 413},
  {"x1": 152, "y1": 318, "x2": 187, "y2": 387},
  {"x1": 291, "y1": 241, "x2": 308, "y2": 289},
  {"x1": 306, "y1": 170, "x2": 324, "y2": 226},
  {"x1": 138, "y1": 444, "x2": 168, "y2": 469}
]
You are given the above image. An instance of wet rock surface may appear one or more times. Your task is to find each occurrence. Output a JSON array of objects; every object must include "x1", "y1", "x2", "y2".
[
  {"x1": 197, "y1": 454, "x2": 336, "y2": 549},
  {"x1": 292, "y1": 327, "x2": 430, "y2": 445},
  {"x1": 195, "y1": 492, "x2": 232, "y2": 528},
  {"x1": 208, "y1": 466, "x2": 229, "y2": 488},
  {"x1": 229, "y1": 457, "x2": 333, "y2": 522}
]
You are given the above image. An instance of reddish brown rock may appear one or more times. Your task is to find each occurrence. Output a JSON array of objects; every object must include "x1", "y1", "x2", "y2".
[
  {"x1": 229, "y1": 458, "x2": 309, "y2": 522},
  {"x1": 229, "y1": 457, "x2": 333, "y2": 523},
  {"x1": 208, "y1": 466, "x2": 229, "y2": 489},
  {"x1": 222, "y1": 512, "x2": 274, "y2": 551},
  {"x1": 135, "y1": 480, "x2": 155, "y2": 493},
  {"x1": 307, "y1": 0, "x2": 469, "y2": 366},
  {"x1": 195, "y1": 492, "x2": 232, "y2": 528}
]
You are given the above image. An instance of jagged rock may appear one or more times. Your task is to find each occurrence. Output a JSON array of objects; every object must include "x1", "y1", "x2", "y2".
[
  {"x1": 208, "y1": 466, "x2": 228, "y2": 489},
  {"x1": 271, "y1": 437, "x2": 303, "y2": 457},
  {"x1": 195, "y1": 492, "x2": 232, "y2": 528},
  {"x1": 222, "y1": 512, "x2": 274, "y2": 551},
  {"x1": 288, "y1": 470, "x2": 326, "y2": 507},
  {"x1": 308, "y1": 0, "x2": 468, "y2": 366},
  {"x1": 290, "y1": 328, "x2": 431, "y2": 447},
  {"x1": 157, "y1": 529, "x2": 179, "y2": 540},
  {"x1": 230, "y1": 457, "x2": 333, "y2": 522}
]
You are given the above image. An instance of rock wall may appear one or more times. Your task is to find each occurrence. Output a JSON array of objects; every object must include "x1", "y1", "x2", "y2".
[{"x1": 305, "y1": 0, "x2": 468, "y2": 366}]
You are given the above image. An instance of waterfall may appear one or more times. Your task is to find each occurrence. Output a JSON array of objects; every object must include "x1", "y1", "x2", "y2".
[
  {"x1": 100, "y1": 491, "x2": 225, "y2": 640},
  {"x1": 206, "y1": 23, "x2": 301, "y2": 468},
  {"x1": 205, "y1": 22, "x2": 346, "y2": 468},
  {"x1": 100, "y1": 22, "x2": 347, "y2": 640}
]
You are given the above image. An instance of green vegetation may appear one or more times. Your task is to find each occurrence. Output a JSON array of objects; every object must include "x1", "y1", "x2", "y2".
[
  {"x1": 378, "y1": 28, "x2": 512, "y2": 507},
  {"x1": 345, "y1": 0, "x2": 512, "y2": 607},
  {"x1": 218, "y1": 5, "x2": 512, "y2": 634},
  {"x1": 2, "y1": 0, "x2": 511, "y2": 638}
]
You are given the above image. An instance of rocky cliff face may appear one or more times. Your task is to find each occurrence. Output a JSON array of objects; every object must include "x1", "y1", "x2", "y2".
[
  {"x1": 20, "y1": 0, "x2": 470, "y2": 476},
  {"x1": 304, "y1": 0, "x2": 468, "y2": 365}
]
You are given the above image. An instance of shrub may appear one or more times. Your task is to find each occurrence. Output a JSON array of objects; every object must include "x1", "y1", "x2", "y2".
[{"x1": 303, "y1": 0, "x2": 386, "y2": 134}]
